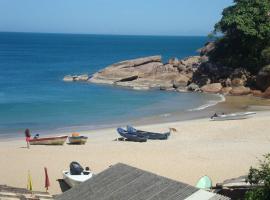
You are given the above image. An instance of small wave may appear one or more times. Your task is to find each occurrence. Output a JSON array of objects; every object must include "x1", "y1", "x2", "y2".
[
  {"x1": 188, "y1": 94, "x2": 225, "y2": 111},
  {"x1": 160, "y1": 113, "x2": 171, "y2": 118}
]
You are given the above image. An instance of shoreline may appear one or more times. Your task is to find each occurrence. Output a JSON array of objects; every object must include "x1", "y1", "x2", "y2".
[{"x1": 1, "y1": 94, "x2": 270, "y2": 141}]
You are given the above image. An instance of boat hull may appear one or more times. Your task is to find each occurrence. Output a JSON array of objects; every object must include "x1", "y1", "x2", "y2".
[
  {"x1": 68, "y1": 136, "x2": 88, "y2": 145},
  {"x1": 63, "y1": 171, "x2": 93, "y2": 187},
  {"x1": 211, "y1": 112, "x2": 256, "y2": 121},
  {"x1": 29, "y1": 136, "x2": 68, "y2": 145}
]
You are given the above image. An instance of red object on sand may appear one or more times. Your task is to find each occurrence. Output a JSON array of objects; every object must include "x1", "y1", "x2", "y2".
[{"x1": 44, "y1": 167, "x2": 50, "y2": 191}]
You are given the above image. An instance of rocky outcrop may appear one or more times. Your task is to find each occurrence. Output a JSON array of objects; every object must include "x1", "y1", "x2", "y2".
[
  {"x1": 201, "y1": 83, "x2": 222, "y2": 93},
  {"x1": 63, "y1": 42, "x2": 268, "y2": 98},
  {"x1": 256, "y1": 65, "x2": 270, "y2": 91},
  {"x1": 88, "y1": 55, "x2": 198, "y2": 91}
]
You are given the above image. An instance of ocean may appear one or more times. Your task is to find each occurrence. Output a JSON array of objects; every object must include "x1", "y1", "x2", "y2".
[{"x1": 0, "y1": 32, "x2": 222, "y2": 137}]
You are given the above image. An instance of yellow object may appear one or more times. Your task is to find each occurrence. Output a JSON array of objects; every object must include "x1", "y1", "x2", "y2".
[
  {"x1": 27, "y1": 171, "x2": 33, "y2": 191},
  {"x1": 72, "y1": 132, "x2": 80, "y2": 137}
]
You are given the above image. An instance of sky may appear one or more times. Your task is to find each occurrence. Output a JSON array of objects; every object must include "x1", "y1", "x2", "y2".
[{"x1": 0, "y1": 0, "x2": 233, "y2": 36}]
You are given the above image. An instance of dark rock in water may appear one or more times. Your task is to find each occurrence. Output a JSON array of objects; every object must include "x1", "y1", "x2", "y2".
[
  {"x1": 201, "y1": 83, "x2": 222, "y2": 93},
  {"x1": 256, "y1": 65, "x2": 270, "y2": 91}
]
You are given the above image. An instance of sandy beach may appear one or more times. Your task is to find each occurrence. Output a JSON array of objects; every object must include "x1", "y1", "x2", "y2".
[{"x1": 1, "y1": 109, "x2": 270, "y2": 195}]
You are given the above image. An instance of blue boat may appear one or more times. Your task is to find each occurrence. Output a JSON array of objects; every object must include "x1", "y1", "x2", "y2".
[
  {"x1": 117, "y1": 128, "x2": 147, "y2": 142},
  {"x1": 127, "y1": 125, "x2": 170, "y2": 140}
]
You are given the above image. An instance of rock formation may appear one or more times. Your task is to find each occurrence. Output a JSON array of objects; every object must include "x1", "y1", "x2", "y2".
[
  {"x1": 63, "y1": 42, "x2": 269, "y2": 98},
  {"x1": 88, "y1": 55, "x2": 198, "y2": 91}
]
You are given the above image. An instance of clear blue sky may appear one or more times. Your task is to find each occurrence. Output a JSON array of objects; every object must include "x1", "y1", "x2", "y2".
[{"x1": 0, "y1": 0, "x2": 233, "y2": 36}]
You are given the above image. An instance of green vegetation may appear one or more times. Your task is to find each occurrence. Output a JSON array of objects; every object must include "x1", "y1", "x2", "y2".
[
  {"x1": 245, "y1": 154, "x2": 270, "y2": 199},
  {"x1": 210, "y1": 0, "x2": 270, "y2": 73}
]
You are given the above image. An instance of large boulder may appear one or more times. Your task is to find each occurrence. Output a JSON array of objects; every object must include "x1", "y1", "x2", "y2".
[
  {"x1": 263, "y1": 87, "x2": 270, "y2": 98},
  {"x1": 199, "y1": 42, "x2": 215, "y2": 56},
  {"x1": 251, "y1": 90, "x2": 263, "y2": 97},
  {"x1": 231, "y1": 78, "x2": 245, "y2": 87},
  {"x1": 172, "y1": 75, "x2": 190, "y2": 89},
  {"x1": 230, "y1": 86, "x2": 251, "y2": 95},
  {"x1": 221, "y1": 87, "x2": 232, "y2": 95},
  {"x1": 256, "y1": 65, "x2": 270, "y2": 91},
  {"x1": 201, "y1": 83, "x2": 222, "y2": 93}
]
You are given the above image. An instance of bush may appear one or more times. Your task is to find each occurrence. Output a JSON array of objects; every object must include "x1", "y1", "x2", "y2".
[{"x1": 245, "y1": 154, "x2": 270, "y2": 200}]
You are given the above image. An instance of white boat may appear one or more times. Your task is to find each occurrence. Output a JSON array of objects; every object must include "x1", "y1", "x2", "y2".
[
  {"x1": 63, "y1": 162, "x2": 93, "y2": 187},
  {"x1": 63, "y1": 170, "x2": 93, "y2": 187},
  {"x1": 211, "y1": 112, "x2": 256, "y2": 121}
]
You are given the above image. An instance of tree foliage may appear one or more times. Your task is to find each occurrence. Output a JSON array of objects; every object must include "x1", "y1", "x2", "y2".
[
  {"x1": 245, "y1": 154, "x2": 270, "y2": 200},
  {"x1": 210, "y1": 0, "x2": 270, "y2": 73}
]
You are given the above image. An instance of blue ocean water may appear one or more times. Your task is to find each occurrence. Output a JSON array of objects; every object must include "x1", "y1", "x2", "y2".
[{"x1": 0, "y1": 32, "x2": 220, "y2": 136}]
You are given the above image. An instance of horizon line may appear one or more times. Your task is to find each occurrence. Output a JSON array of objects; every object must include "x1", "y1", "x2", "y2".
[{"x1": 0, "y1": 30, "x2": 208, "y2": 37}]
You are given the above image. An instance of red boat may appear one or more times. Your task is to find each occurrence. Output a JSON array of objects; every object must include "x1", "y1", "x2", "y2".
[{"x1": 29, "y1": 135, "x2": 68, "y2": 145}]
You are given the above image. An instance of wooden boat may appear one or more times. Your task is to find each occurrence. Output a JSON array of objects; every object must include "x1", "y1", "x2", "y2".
[
  {"x1": 63, "y1": 162, "x2": 93, "y2": 187},
  {"x1": 210, "y1": 112, "x2": 256, "y2": 121},
  {"x1": 127, "y1": 125, "x2": 170, "y2": 140},
  {"x1": 29, "y1": 135, "x2": 68, "y2": 145},
  {"x1": 117, "y1": 128, "x2": 147, "y2": 142},
  {"x1": 68, "y1": 136, "x2": 88, "y2": 145}
]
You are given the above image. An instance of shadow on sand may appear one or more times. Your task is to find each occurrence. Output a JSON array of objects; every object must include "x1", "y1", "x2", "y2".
[{"x1": 57, "y1": 179, "x2": 71, "y2": 193}]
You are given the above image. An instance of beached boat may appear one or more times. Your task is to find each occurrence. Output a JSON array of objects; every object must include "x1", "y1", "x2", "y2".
[
  {"x1": 63, "y1": 162, "x2": 93, "y2": 187},
  {"x1": 117, "y1": 128, "x2": 147, "y2": 142},
  {"x1": 68, "y1": 136, "x2": 88, "y2": 145},
  {"x1": 126, "y1": 125, "x2": 170, "y2": 140},
  {"x1": 196, "y1": 175, "x2": 212, "y2": 189},
  {"x1": 29, "y1": 135, "x2": 68, "y2": 145},
  {"x1": 210, "y1": 112, "x2": 256, "y2": 121}
]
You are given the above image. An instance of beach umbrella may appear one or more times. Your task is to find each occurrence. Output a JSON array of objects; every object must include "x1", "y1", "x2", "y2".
[
  {"x1": 44, "y1": 167, "x2": 50, "y2": 191},
  {"x1": 27, "y1": 170, "x2": 33, "y2": 191}
]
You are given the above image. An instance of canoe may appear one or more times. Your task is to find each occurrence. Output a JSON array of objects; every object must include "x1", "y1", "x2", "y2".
[
  {"x1": 196, "y1": 175, "x2": 212, "y2": 189},
  {"x1": 210, "y1": 112, "x2": 256, "y2": 121},
  {"x1": 127, "y1": 125, "x2": 170, "y2": 140},
  {"x1": 29, "y1": 135, "x2": 68, "y2": 145},
  {"x1": 68, "y1": 136, "x2": 88, "y2": 145},
  {"x1": 117, "y1": 128, "x2": 147, "y2": 142},
  {"x1": 63, "y1": 170, "x2": 93, "y2": 187}
]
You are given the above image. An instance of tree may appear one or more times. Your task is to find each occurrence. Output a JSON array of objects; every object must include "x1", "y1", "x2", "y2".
[
  {"x1": 209, "y1": 0, "x2": 270, "y2": 73},
  {"x1": 245, "y1": 154, "x2": 270, "y2": 200}
]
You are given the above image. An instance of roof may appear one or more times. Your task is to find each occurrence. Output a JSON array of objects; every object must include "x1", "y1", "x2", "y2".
[
  {"x1": 56, "y1": 163, "x2": 230, "y2": 200},
  {"x1": 0, "y1": 184, "x2": 53, "y2": 200}
]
